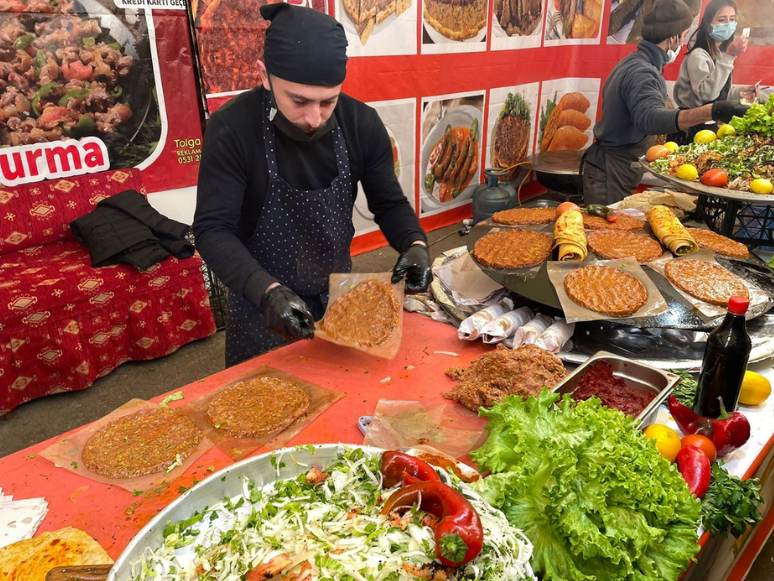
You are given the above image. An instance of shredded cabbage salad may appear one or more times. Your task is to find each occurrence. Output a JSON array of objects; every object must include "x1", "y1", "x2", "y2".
[{"x1": 132, "y1": 447, "x2": 533, "y2": 581}]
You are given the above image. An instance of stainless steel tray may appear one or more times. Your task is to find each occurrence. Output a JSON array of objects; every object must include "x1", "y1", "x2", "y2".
[
  {"x1": 551, "y1": 351, "x2": 681, "y2": 429},
  {"x1": 639, "y1": 158, "x2": 774, "y2": 205}
]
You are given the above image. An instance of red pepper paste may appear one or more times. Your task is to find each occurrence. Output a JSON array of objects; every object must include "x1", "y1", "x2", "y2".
[{"x1": 572, "y1": 360, "x2": 655, "y2": 417}]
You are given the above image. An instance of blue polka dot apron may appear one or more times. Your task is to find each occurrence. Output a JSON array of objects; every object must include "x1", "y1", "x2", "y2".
[{"x1": 225, "y1": 93, "x2": 355, "y2": 367}]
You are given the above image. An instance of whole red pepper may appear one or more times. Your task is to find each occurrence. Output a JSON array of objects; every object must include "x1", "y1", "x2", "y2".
[
  {"x1": 381, "y1": 481, "x2": 484, "y2": 567},
  {"x1": 675, "y1": 445, "x2": 711, "y2": 498},
  {"x1": 668, "y1": 395, "x2": 751, "y2": 457},
  {"x1": 381, "y1": 451, "x2": 440, "y2": 488}
]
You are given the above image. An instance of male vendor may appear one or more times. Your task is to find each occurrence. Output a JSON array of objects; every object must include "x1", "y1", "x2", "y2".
[
  {"x1": 583, "y1": 0, "x2": 748, "y2": 205},
  {"x1": 194, "y1": 4, "x2": 431, "y2": 366}
]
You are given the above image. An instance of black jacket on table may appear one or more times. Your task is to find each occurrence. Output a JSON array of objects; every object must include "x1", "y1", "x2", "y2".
[{"x1": 193, "y1": 86, "x2": 427, "y2": 307}]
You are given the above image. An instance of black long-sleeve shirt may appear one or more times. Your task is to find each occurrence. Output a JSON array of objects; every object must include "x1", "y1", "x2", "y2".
[{"x1": 193, "y1": 87, "x2": 427, "y2": 306}]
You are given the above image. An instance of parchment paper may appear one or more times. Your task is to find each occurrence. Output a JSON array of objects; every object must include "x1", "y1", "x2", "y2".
[
  {"x1": 363, "y1": 399, "x2": 487, "y2": 459},
  {"x1": 185, "y1": 366, "x2": 344, "y2": 461},
  {"x1": 39, "y1": 399, "x2": 213, "y2": 494},
  {"x1": 315, "y1": 272, "x2": 404, "y2": 359},
  {"x1": 547, "y1": 257, "x2": 669, "y2": 323},
  {"x1": 648, "y1": 249, "x2": 769, "y2": 320}
]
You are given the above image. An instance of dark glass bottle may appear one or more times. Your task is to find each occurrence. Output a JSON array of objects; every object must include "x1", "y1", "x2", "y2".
[{"x1": 693, "y1": 296, "x2": 752, "y2": 418}]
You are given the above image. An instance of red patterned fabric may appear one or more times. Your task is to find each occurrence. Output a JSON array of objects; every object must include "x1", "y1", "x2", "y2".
[{"x1": 0, "y1": 170, "x2": 216, "y2": 415}]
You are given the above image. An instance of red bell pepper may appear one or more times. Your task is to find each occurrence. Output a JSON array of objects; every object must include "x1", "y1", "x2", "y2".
[
  {"x1": 675, "y1": 445, "x2": 711, "y2": 498},
  {"x1": 381, "y1": 481, "x2": 484, "y2": 567},
  {"x1": 380, "y1": 451, "x2": 440, "y2": 488},
  {"x1": 668, "y1": 395, "x2": 751, "y2": 457}
]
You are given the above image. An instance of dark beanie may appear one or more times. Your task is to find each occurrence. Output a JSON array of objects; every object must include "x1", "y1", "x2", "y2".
[
  {"x1": 641, "y1": 0, "x2": 694, "y2": 42},
  {"x1": 261, "y1": 3, "x2": 348, "y2": 87}
]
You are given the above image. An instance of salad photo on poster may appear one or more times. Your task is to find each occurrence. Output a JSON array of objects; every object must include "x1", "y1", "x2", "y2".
[{"x1": 419, "y1": 92, "x2": 484, "y2": 216}]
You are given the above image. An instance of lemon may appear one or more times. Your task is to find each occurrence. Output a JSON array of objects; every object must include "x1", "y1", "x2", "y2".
[
  {"x1": 664, "y1": 141, "x2": 679, "y2": 152},
  {"x1": 643, "y1": 424, "x2": 682, "y2": 462},
  {"x1": 676, "y1": 164, "x2": 699, "y2": 181},
  {"x1": 738, "y1": 371, "x2": 771, "y2": 406},
  {"x1": 751, "y1": 178, "x2": 774, "y2": 195},
  {"x1": 694, "y1": 129, "x2": 718, "y2": 144},
  {"x1": 717, "y1": 124, "x2": 736, "y2": 138}
]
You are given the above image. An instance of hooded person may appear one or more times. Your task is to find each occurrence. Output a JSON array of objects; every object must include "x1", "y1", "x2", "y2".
[
  {"x1": 581, "y1": 0, "x2": 749, "y2": 206},
  {"x1": 194, "y1": 3, "x2": 431, "y2": 367}
]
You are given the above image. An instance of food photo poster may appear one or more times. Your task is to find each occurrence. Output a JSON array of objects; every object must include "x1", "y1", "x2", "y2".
[
  {"x1": 490, "y1": 0, "x2": 545, "y2": 50},
  {"x1": 606, "y1": 0, "x2": 700, "y2": 45},
  {"x1": 486, "y1": 84, "x2": 540, "y2": 180},
  {"x1": 544, "y1": 0, "x2": 606, "y2": 46},
  {"x1": 419, "y1": 92, "x2": 485, "y2": 216},
  {"x1": 536, "y1": 77, "x2": 600, "y2": 154},
  {"x1": 353, "y1": 99, "x2": 417, "y2": 235},
  {"x1": 420, "y1": 0, "x2": 488, "y2": 53},
  {"x1": 336, "y1": 0, "x2": 418, "y2": 56}
]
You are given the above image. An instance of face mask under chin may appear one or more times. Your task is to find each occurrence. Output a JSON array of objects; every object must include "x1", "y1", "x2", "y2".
[
  {"x1": 269, "y1": 100, "x2": 337, "y2": 143},
  {"x1": 666, "y1": 37, "x2": 680, "y2": 64}
]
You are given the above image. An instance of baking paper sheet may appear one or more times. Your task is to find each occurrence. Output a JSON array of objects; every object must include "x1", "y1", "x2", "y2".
[
  {"x1": 0, "y1": 493, "x2": 48, "y2": 549},
  {"x1": 648, "y1": 249, "x2": 769, "y2": 320},
  {"x1": 547, "y1": 257, "x2": 669, "y2": 323},
  {"x1": 39, "y1": 399, "x2": 213, "y2": 494},
  {"x1": 185, "y1": 366, "x2": 344, "y2": 462},
  {"x1": 315, "y1": 272, "x2": 404, "y2": 359},
  {"x1": 362, "y1": 399, "x2": 487, "y2": 459}
]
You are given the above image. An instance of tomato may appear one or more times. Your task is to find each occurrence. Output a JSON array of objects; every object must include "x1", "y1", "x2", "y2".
[
  {"x1": 681, "y1": 434, "x2": 717, "y2": 463},
  {"x1": 62, "y1": 60, "x2": 93, "y2": 82},
  {"x1": 701, "y1": 168, "x2": 729, "y2": 188},
  {"x1": 555, "y1": 202, "x2": 579, "y2": 219}
]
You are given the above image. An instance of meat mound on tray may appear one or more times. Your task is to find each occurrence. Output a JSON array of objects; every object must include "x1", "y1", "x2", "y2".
[{"x1": 443, "y1": 344, "x2": 567, "y2": 411}]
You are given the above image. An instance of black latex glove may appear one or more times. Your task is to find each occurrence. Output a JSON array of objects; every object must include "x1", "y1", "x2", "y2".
[
  {"x1": 391, "y1": 243, "x2": 432, "y2": 293},
  {"x1": 711, "y1": 100, "x2": 750, "y2": 124},
  {"x1": 261, "y1": 285, "x2": 315, "y2": 342}
]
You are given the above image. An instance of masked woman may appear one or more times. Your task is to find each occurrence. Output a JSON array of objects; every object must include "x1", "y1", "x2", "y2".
[{"x1": 671, "y1": 0, "x2": 757, "y2": 144}]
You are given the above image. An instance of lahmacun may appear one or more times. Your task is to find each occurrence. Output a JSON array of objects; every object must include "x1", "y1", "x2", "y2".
[
  {"x1": 665, "y1": 259, "x2": 749, "y2": 306},
  {"x1": 320, "y1": 280, "x2": 399, "y2": 347},
  {"x1": 207, "y1": 377, "x2": 311, "y2": 438},
  {"x1": 492, "y1": 207, "x2": 556, "y2": 225},
  {"x1": 473, "y1": 229, "x2": 552, "y2": 269},
  {"x1": 583, "y1": 213, "x2": 645, "y2": 231},
  {"x1": 564, "y1": 265, "x2": 648, "y2": 316},
  {"x1": 82, "y1": 408, "x2": 203, "y2": 479},
  {"x1": 686, "y1": 228, "x2": 750, "y2": 258},
  {"x1": 587, "y1": 231, "x2": 663, "y2": 262}
]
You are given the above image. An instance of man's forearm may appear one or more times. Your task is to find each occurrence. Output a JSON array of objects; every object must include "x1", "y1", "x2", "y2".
[{"x1": 677, "y1": 104, "x2": 714, "y2": 130}]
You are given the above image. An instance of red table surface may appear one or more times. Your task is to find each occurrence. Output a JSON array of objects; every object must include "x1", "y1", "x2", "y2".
[{"x1": 0, "y1": 313, "x2": 491, "y2": 559}]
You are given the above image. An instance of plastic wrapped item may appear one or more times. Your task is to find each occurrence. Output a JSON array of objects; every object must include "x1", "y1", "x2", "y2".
[
  {"x1": 535, "y1": 318, "x2": 575, "y2": 353},
  {"x1": 457, "y1": 297, "x2": 515, "y2": 340},
  {"x1": 512, "y1": 314, "x2": 554, "y2": 347},
  {"x1": 315, "y1": 272, "x2": 404, "y2": 359},
  {"x1": 480, "y1": 307, "x2": 534, "y2": 344}
]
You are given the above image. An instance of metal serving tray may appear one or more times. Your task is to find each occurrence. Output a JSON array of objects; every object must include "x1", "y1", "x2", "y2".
[{"x1": 552, "y1": 351, "x2": 681, "y2": 429}]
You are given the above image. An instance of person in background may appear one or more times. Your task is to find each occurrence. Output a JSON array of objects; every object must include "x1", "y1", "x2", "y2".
[
  {"x1": 671, "y1": 0, "x2": 758, "y2": 144},
  {"x1": 194, "y1": 4, "x2": 431, "y2": 367},
  {"x1": 582, "y1": 0, "x2": 748, "y2": 206}
]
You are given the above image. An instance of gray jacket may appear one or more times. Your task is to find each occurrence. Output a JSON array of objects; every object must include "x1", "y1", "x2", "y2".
[{"x1": 673, "y1": 49, "x2": 741, "y2": 109}]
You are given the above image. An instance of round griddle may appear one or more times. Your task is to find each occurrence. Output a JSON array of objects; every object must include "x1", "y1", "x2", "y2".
[{"x1": 465, "y1": 218, "x2": 774, "y2": 330}]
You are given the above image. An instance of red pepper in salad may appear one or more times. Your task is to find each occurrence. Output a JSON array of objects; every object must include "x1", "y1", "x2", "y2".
[
  {"x1": 668, "y1": 395, "x2": 751, "y2": 457},
  {"x1": 380, "y1": 451, "x2": 440, "y2": 488},
  {"x1": 381, "y1": 481, "x2": 484, "y2": 567},
  {"x1": 675, "y1": 445, "x2": 711, "y2": 498}
]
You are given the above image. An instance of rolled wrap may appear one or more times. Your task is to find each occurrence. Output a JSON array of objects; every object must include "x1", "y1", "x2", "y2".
[
  {"x1": 647, "y1": 205, "x2": 698, "y2": 256},
  {"x1": 553, "y1": 209, "x2": 587, "y2": 261}
]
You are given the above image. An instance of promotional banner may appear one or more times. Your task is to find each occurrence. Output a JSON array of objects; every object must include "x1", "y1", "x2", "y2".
[
  {"x1": 189, "y1": 0, "x2": 774, "y2": 254},
  {"x1": 0, "y1": 0, "x2": 203, "y2": 193}
]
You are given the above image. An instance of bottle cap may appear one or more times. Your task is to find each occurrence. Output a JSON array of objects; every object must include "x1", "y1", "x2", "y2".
[{"x1": 728, "y1": 295, "x2": 749, "y2": 315}]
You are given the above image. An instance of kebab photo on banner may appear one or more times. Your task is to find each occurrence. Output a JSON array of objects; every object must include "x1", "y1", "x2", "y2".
[
  {"x1": 544, "y1": 0, "x2": 606, "y2": 45},
  {"x1": 420, "y1": 0, "x2": 488, "y2": 53},
  {"x1": 607, "y1": 0, "x2": 700, "y2": 44},
  {"x1": 336, "y1": 0, "x2": 417, "y2": 56},
  {"x1": 537, "y1": 77, "x2": 600, "y2": 153},
  {"x1": 419, "y1": 92, "x2": 484, "y2": 216},
  {"x1": 485, "y1": 84, "x2": 540, "y2": 197},
  {"x1": 352, "y1": 98, "x2": 417, "y2": 236},
  {"x1": 490, "y1": 0, "x2": 545, "y2": 50}
]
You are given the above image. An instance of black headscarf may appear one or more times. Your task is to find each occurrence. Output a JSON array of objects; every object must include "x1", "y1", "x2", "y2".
[{"x1": 261, "y1": 3, "x2": 348, "y2": 87}]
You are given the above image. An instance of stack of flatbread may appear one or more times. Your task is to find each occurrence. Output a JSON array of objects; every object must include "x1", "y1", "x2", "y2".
[
  {"x1": 0, "y1": 527, "x2": 112, "y2": 581},
  {"x1": 620, "y1": 189, "x2": 697, "y2": 220}
]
